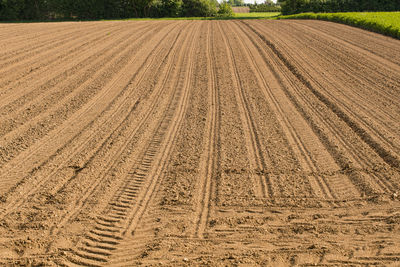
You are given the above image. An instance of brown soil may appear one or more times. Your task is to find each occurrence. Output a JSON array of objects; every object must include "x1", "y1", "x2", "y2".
[{"x1": 0, "y1": 20, "x2": 399, "y2": 266}]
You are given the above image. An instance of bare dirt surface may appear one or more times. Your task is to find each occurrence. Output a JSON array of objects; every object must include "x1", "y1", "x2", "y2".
[{"x1": 0, "y1": 20, "x2": 399, "y2": 266}]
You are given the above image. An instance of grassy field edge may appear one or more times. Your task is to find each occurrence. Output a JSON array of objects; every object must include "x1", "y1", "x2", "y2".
[
  {"x1": 0, "y1": 12, "x2": 280, "y2": 23},
  {"x1": 278, "y1": 12, "x2": 400, "y2": 39}
]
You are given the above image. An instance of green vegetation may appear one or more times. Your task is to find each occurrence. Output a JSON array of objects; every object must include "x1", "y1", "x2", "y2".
[
  {"x1": 249, "y1": 4, "x2": 281, "y2": 13},
  {"x1": 181, "y1": 0, "x2": 218, "y2": 17},
  {"x1": 279, "y1": 12, "x2": 400, "y2": 39},
  {"x1": 0, "y1": 0, "x2": 282, "y2": 21},
  {"x1": 218, "y1": 1, "x2": 234, "y2": 17},
  {"x1": 227, "y1": 0, "x2": 244, "y2": 7},
  {"x1": 0, "y1": 0, "x2": 220, "y2": 21},
  {"x1": 281, "y1": 0, "x2": 400, "y2": 15},
  {"x1": 160, "y1": 0, "x2": 183, "y2": 17}
]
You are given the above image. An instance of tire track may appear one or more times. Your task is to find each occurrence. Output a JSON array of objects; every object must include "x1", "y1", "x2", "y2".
[
  {"x1": 223, "y1": 22, "x2": 330, "y2": 205},
  {"x1": 0, "y1": 22, "x2": 182, "y2": 218},
  {"x1": 123, "y1": 17, "x2": 199, "y2": 244},
  {"x1": 64, "y1": 22, "x2": 199, "y2": 266},
  {"x1": 0, "y1": 22, "x2": 119, "y2": 65},
  {"x1": 242, "y1": 21, "x2": 400, "y2": 198},
  {"x1": 192, "y1": 22, "x2": 219, "y2": 238},
  {"x1": 239, "y1": 22, "x2": 378, "y2": 198},
  {"x1": 248, "y1": 21, "x2": 400, "y2": 194},
  {"x1": 0, "y1": 22, "x2": 162, "y2": 190},
  {"x1": 0, "y1": 24, "x2": 119, "y2": 71},
  {"x1": 218, "y1": 21, "x2": 273, "y2": 200},
  {"x1": 0, "y1": 24, "x2": 167, "y2": 198},
  {"x1": 247, "y1": 21, "x2": 400, "y2": 170},
  {"x1": 0, "y1": 22, "x2": 168, "y2": 173},
  {"x1": 1, "y1": 20, "x2": 399, "y2": 266},
  {"x1": 0, "y1": 23, "x2": 151, "y2": 136},
  {"x1": 0, "y1": 23, "x2": 88, "y2": 58},
  {"x1": 0, "y1": 23, "x2": 121, "y2": 87},
  {"x1": 263, "y1": 21, "x2": 400, "y2": 109},
  {"x1": 0, "y1": 23, "x2": 136, "y2": 107},
  {"x1": 271, "y1": 22, "x2": 400, "y2": 155},
  {"x1": 0, "y1": 22, "x2": 97, "y2": 56},
  {"x1": 0, "y1": 23, "x2": 147, "y2": 108},
  {"x1": 47, "y1": 23, "x2": 188, "y2": 234},
  {"x1": 231, "y1": 21, "x2": 337, "y2": 202},
  {"x1": 291, "y1": 20, "x2": 400, "y2": 66},
  {"x1": 288, "y1": 20, "x2": 400, "y2": 75}
]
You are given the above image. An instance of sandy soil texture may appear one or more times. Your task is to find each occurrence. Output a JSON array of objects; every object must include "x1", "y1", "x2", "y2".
[{"x1": 0, "y1": 20, "x2": 399, "y2": 266}]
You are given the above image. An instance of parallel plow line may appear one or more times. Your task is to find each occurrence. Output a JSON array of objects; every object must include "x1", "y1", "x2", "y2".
[{"x1": 65, "y1": 22, "x2": 200, "y2": 266}]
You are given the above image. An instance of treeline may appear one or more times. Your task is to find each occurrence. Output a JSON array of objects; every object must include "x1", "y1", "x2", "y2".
[
  {"x1": 282, "y1": 0, "x2": 400, "y2": 15},
  {"x1": 249, "y1": 4, "x2": 281, "y2": 12},
  {"x1": 0, "y1": 0, "x2": 223, "y2": 21}
]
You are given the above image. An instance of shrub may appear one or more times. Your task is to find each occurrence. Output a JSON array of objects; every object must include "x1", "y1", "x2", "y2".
[
  {"x1": 218, "y1": 1, "x2": 233, "y2": 17},
  {"x1": 249, "y1": 4, "x2": 281, "y2": 13},
  {"x1": 182, "y1": 0, "x2": 217, "y2": 17},
  {"x1": 161, "y1": 0, "x2": 183, "y2": 17}
]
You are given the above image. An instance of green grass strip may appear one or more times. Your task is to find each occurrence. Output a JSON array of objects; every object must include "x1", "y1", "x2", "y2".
[{"x1": 279, "y1": 12, "x2": 400, "y2": 39}]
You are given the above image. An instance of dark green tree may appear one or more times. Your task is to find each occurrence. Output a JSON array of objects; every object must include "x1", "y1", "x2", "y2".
[
  {"x1": 182, "y1": 0, "x2": 217, "y2": 17},
  {"x1": 161, "y1": 0, "x2": 182, "y2": 17},
  {"x1": 264, "y1": 0, "x2": 274, "y2": 5},
  {"x1": 228, "y1": 0, "x2": 244, "y2": 6},
  {"x1": 0, "y1": 0, "x2": 24, "y2": 20},
  {"x1": 218, "y1": 0, "x2": 233, "y2": 16}
]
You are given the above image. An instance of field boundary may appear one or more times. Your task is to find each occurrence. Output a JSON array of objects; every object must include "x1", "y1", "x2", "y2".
[{"x1": 278, "y1": 12, "x2": 400, "y2": 39}]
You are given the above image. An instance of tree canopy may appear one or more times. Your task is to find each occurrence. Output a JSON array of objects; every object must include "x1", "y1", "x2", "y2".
[
  {"x1": 0, "y1": 0, "x2": 221, "y2": 20},
  {"x1": 227, "y1": 0, "x2": 244, "y2": 7}
]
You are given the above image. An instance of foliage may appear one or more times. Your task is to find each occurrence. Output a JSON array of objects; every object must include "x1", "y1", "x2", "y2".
[
  {"x1": 181, "y1": 0, "x2": 217, "y2": 17},
  {"x1": 248, "y1": 0, "x2": 281, "y2": 13},
  {"x1": 281, "y1": 0, "x2": 400, "y2": 15},
  {"x1": 279, "y1": 12, "x2": 400, "y2": 39},
  {"x1": 218, "y1": 1, "x2": 233, "y2": 17},
  {"x1": 161, "y1": 0, "x2": 183, "y2": 17},
  {"x1": 0, "y1": 0, "x2": 45, "y2": 20},
  {"x1": 0, "y1": 0, "x2": 17, "y2": 20},
  {"x1": 0, "y1": 0, "x2": 219, "y2": 20},
  {"x1": 249, "y1": 4, "x2": 281, "y2": 12},
  {"x1": 227, "y1": 0, "x2": 244, "y2": 7}
]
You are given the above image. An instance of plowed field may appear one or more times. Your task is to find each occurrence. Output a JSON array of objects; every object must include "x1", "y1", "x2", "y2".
[{"x1": 0, "y1": 20, "x2": 399, "y2": 266}]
